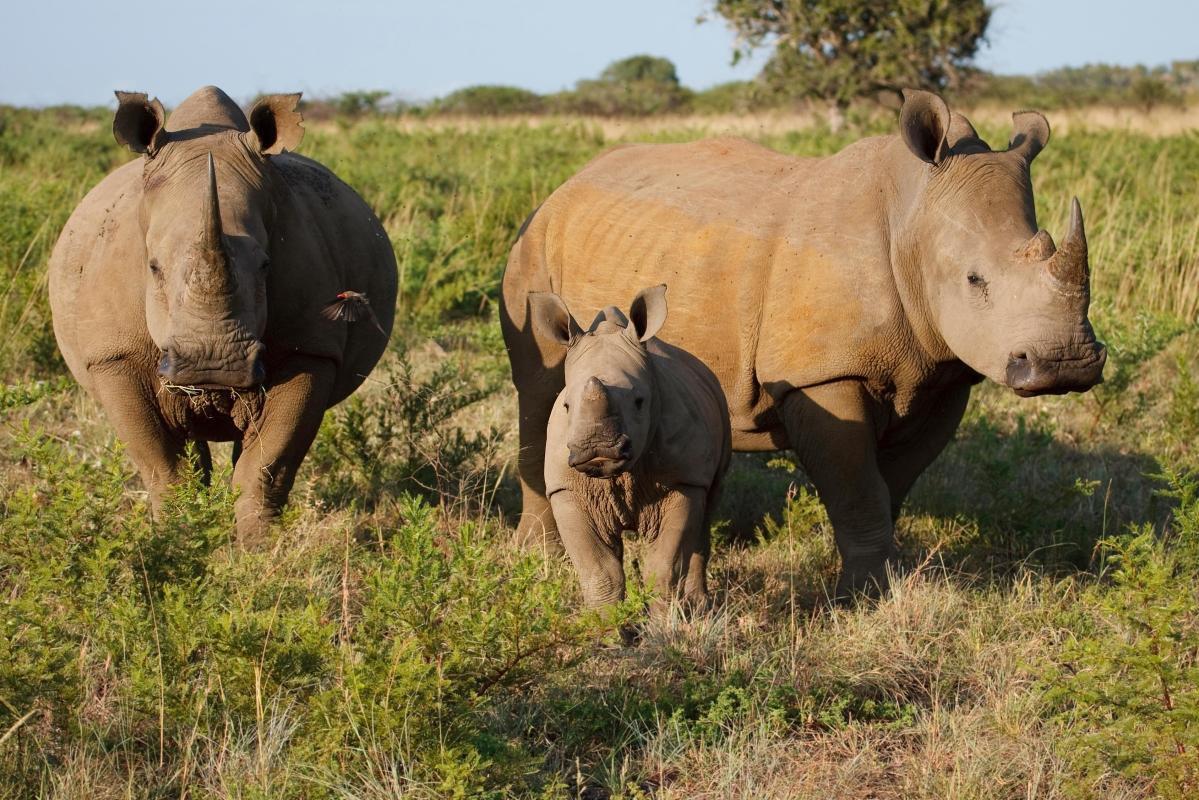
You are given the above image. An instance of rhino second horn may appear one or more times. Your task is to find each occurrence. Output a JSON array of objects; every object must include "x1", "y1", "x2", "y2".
[
  {"x1": 190, "y1": 153, "x2": 236, "y2": 295},
  {"x1": 1047, "y1": 197, "x2": 1089, "y2": 286},
  {"x1": 1017, "y1": 229, "x2": 1056, "y2": 262}
]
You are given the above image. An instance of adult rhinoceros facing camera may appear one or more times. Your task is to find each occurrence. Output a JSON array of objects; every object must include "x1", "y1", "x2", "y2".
[
  {"x1": 49, "y1": 86, "x2": 397, "y2": 543},
  {"x1": 501, "y1": 90, "x2": 1105, "y2": 599}
]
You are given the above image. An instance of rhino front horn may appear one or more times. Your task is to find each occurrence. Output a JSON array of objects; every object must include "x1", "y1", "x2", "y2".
[
  {"x1": 191, "y1": 153, "x2": 235, "y2": 295},
  {"x1": 1047, "y1": 197, "x2": 1089, "y2": 287},
  {"x1": 201, "y1": 153, "x2": 223, "y2": 255}
]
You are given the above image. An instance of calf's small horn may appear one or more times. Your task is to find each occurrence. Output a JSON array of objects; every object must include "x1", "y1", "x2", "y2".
[{"x1": 580, "y1": 376, "x2": 612, "y2": 419}]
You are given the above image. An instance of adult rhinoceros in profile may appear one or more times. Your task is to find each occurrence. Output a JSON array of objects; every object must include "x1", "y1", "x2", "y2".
[
  {"x1": 49, "y1": 86, "x2": 397, "y2": 543},
  {"x1": 501, "y1": 90, "x2": 1106, "y2": 598}
]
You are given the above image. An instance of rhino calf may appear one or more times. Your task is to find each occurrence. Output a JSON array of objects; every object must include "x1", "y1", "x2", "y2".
[
  {"x1": 531, "y1": 285, "x2": 731, "y2": 614},
  {"x1": 48, "y1": 86, "x2": 397, "y2": 543}
]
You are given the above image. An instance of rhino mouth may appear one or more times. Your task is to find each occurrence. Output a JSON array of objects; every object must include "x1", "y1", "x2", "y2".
[
  {"x1": 568, "y1": 435, "x2": 633, "y2": 478},
  {"x1": 157, "y1": 340, "x2": 266, "y2": 391},
  {"x1": 1007, "y1": 342, "x2": 1107, "y2": 397}
]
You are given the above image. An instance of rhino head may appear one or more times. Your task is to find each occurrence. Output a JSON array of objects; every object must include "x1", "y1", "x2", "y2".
[
  {"x1": 896, "y1": 90, "x2": 1106, "y2": 396},
  {"x1": 112, "y1": 88, "x2": 304, "y2": 389},
  {"x1": 530, "y1": 285, "x2": 668, "y2": 478}
]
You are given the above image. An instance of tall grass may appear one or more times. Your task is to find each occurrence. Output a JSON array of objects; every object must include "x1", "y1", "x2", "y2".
[{"x1": 2, "y1": 105, "x2": 1198, "y2": 797}]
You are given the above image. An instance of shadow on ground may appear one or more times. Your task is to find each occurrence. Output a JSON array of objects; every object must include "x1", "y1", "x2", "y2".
[{"x1": 712, "y1": 412, "x2": 1172, "y2": 580}]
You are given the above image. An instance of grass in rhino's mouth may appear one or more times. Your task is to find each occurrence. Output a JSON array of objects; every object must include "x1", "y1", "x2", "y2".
[
  {"x1": 158, "y1": 380, "x2": 212, "y2": 396},
  {"x1": 158, "y1": 377, "x2": 267, "y2": 421},
  {"x1": 158, "y1": 378, "x2": 265, "y2": 396}
]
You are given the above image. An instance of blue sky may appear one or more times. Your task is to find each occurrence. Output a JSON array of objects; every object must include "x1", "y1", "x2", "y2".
[{"x1": 2, "y1": 1, "x2": 1195, "y2": 106}]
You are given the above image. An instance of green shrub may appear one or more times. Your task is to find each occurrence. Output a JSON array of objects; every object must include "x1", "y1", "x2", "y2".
[
  {"x1": 1046, "y1": 464, "x2": 1199, "y2": 798},
  {"x1": 0, "y1": 377, "x2": 71, "y2": 412},
  {"x1": 307, "y1": 352, "x2": 502, "y2": 511},
  {"x1": 1089, "y1": 308, "x2": 1190, "y2": 427},
  {"x1": 0, "y1": 431, "x2": 598, "y2": 797}
]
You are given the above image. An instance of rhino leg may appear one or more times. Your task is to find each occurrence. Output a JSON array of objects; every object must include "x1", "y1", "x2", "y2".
[
  {"x1": 877, "y1": 383, "x2": 972, "y2": 520},
  {"x1": 513, "y1": 385, "x2": 563, "y2": 553},
  {"x1": 549, "y1": 490, "x2": 625, "y2": 607},
  {"x1": 189, "y1": 440, "x2": 213, "y2": 487},
  {"x1": 89, "y1": 365, "x2": 187, "y2": 514},
  {"x1": 644, "y1": 485, "x2": 709, "y2": 619},
  {"x1": 781, "y1": 382, "x2": 896, "y2": 600},
  {"x1": 231, "y1": 356, "x2": 336, "y2": 547},
  {"x1": 501, "y1": 277, "x2": 566, "y2": 554}
]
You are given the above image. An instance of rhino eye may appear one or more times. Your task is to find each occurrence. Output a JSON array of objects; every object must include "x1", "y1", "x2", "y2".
[
  {"x1": 260, "y1": 257, "x2": 271, "y2": 273},
  {"x1": 148, "y1": 259, "x2": 162, "y2": 278},
  {"x1": 634, "y1": 397, "x2": 645, "y2": 410},
  {"x1": 967, "y1": 271, "x2": 986, "y2": 288},
  {"x1": 563, "y1": 401, "x2": 570, "y2": 413}
]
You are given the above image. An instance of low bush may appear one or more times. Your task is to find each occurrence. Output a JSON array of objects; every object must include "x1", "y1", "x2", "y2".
[
  {"x1": 0, "y1": 430, "x2": 600, "y2": 798},
  {"x1": 1045, "y1": 463, "x2": 1199, "y2": 798},
  {"x1": 307, "y1": 350, "x2": 503, "y2": 512}
]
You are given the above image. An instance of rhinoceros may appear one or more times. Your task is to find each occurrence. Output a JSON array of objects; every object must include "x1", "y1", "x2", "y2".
[
  {"x1": 531, "y1": 285, "x2": 731, "y2": 613},
  {"x1": 501, "y1": 90, "x2": 1106, "y2": 598},
  {"x1": 48, "y1": 86, "x2": 397, "y2": 542}
]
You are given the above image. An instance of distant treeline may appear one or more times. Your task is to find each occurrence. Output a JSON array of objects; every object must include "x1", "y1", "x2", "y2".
[
  {"x1": 3, "y1": 57, "x2": 1197, "y2": 123},
  {"x1": 300, "y1": 56, "x2": 1199, "y2": 119}
]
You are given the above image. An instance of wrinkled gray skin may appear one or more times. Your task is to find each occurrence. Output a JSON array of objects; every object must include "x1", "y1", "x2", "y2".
[
  {"x1": 502, "y1": 90, "x2": 1106, "y2": 599},
  {"x1": 533, "y1": 285, "x2": 731, "y2": 614},
  {"x1": 48, "y1": 86, "x2": 397, "y2": 543}
]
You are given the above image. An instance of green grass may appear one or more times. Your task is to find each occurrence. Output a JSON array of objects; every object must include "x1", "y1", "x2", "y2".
[{"x1": 2, "y1": 104, "x2": 1199, "y2": 798}]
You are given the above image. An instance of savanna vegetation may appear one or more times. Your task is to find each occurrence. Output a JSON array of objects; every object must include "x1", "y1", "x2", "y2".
[
  {"x1": 289, "y1": 48, "x2": 1199, "y2": 121},
  {"x1": 2, "y1": 98, "x2": 1199, "y2": 799}
]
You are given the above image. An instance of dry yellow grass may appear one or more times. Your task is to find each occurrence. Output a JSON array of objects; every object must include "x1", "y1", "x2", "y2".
[{"x1": 307, "y1": 103, "x2": 1199, "y2": 140}]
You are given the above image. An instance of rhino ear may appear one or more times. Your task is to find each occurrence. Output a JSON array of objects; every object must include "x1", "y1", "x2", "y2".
[
  {"x1": 1008, "y1": 110, "x2": 1050, "y2": 163},
  {"x1": 247, "y1": 93, "x2": 304, "y2": 155},
  {"x1": 529, "y1": 291, "x2": 582, "y2": 347},
  {"x1": 900, "y1": 89, "x2": 951, "y2": 165},
  {"x1": 628, "y1": 284, "x2": 667, "y2": 343},
  {"x1": 113, "y1": 91, "x2": 167, "y2": 156}
]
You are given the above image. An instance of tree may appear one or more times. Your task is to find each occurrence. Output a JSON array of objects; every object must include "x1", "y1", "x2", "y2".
[
  {"x1": 334, "y1": 90, "x2": 391, "y2": 117},
  {"x1": 599, "y1": 55, "x2": 682, "y2": 86},
  {"x1": 434, "y1": 85, "x2": 544, "y2": 116},
  {"x1": 709, "y1": 0, "x2": 992, "y2": 108},
  {"x1": 555, "y1": 55, "x2": 692, "y2": 116},
  {"x1": 1131, "y1": 75, "x2": 1173, "y2": 113}
]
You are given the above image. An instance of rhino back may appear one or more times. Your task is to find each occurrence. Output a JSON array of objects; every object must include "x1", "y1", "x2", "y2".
[{"x1": 509, "y1": 135, "x2": 909, "y2": 444}]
